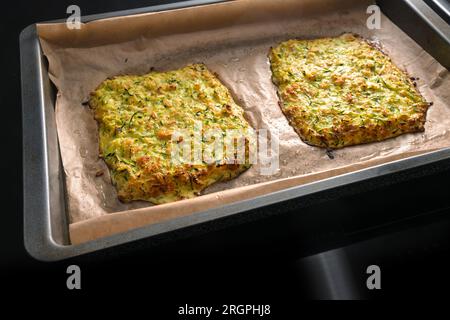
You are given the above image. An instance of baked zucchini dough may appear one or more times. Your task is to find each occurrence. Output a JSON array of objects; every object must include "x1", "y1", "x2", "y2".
[
  {"x1": 269, "y1": 33, "x2": 430, "y2": 149},
  {"x1": 89, "y1": 64, "x2": 252, "y2": 204}
]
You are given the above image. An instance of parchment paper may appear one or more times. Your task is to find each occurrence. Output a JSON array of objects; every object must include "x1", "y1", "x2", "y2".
[{"x1": 36, "y1": 0, "x2": 450, "y2": 244}]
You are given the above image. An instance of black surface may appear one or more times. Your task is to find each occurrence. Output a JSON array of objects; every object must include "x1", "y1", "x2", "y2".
[{"x1": 3, "y1": 0, "x2": 450, "y2": 307}]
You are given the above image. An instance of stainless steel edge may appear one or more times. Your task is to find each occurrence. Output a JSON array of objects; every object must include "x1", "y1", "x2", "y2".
[
  {"x1": 21, "y1": 0, "x2": 450, "y2": 261},
  {"x1": 20, "y1": 0, "x2": 229, "y2": 261},
  {"x1": 41, "y1": 0, "x2": 228, "y2": 24},
  {"x1": 378, "y1": 0, "x2": 450, "y2": 69},
  {"x1": 406, "y1": 0, "x2": 450, "y2": 45},
  {"x1": 21, "y1": 24, "x2": 53, "y2": 261},
  {"x1": 76, "y1": 147, "x2": 450, "y2": 260},
  {"x1": 29, "y1": 148, "x2": 450, "y2": 261}
]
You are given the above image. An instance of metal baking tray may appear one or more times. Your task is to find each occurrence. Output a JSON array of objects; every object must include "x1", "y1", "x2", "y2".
[{"x1": 21, "y1": 0, "x2": 450, "y2": 261}]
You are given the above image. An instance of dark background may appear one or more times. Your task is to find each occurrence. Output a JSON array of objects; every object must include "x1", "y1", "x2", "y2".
[{"x1": 2, "y1": 0, "x2": 450, "y2": 307}]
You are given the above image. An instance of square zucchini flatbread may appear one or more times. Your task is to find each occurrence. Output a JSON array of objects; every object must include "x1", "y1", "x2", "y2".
[
  {"x1": 89, "y1": 64, "x2": 252, "y2": 204},
  {"x1": 269, "y1": 33, "x2": 430, "y2": 149}
]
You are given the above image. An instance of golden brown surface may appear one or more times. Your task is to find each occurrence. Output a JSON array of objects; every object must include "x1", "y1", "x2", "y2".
[
  {"x1": 269, "y1": 33, "x2": 430, "y2": 149},
  {"x1": 89, "y1": 64, "x2": 252, "y2": 204}
]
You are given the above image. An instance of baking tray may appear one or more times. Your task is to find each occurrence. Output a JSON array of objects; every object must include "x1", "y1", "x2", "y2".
[{"x1": 21, "y1": 0, "x2": 450, "y2": 261}]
